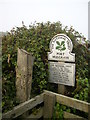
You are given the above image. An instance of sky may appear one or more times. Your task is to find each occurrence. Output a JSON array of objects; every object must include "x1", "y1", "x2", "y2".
[{"x1": 0, "y1": 0, "x2": 89, "y2": 39}]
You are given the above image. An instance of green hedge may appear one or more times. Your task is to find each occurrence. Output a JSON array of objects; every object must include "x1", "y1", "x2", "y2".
[{"x1": 2, "y1": 21, "x2": 89, "y2": 112}]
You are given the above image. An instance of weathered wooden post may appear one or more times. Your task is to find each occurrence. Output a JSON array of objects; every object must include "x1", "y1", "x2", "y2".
[
  {"x1": 16, "y1": 48, "x2": 34, "y2": 103},
  {"x1": 48, "y1": 34, "x2": 75, "y2": 95},
  {"x1": 43, "y1": 92, "x2": 56, "y2": 119},
  {"x1": 88, "y1": 104, "x2": 90, "y2": 120}
]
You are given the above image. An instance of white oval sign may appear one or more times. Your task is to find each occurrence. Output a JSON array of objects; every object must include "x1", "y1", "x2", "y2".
[{"x1": 48, "y1": 34, "x2": 75, "y2": 62}]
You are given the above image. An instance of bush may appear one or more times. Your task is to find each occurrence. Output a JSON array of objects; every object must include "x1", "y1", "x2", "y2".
[
  {"x1": 72, "y1": 78, "x2": 89, "y2": 102},
  {"x1": 2, "y1": 21, "x2": 89, "y2": 112}
]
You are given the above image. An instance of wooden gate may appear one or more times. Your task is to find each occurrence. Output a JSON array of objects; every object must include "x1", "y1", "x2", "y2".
[{"x1": 3, "y1": 90, "x2": 90, "y2": 120}]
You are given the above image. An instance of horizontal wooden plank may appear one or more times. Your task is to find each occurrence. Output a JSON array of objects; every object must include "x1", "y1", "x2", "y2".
[
  {"x1": 44, "y1": 90, "x2": 90, "y2": 113},
  {"x1": 64, "y1": 111, "x2": 87, "y2": 120},
  {"x1": 27, "y1": 107, "x2": 43, "y2": 119},
  {"x1": 3, "y1": 93, "x2": 44, "y2": 118}
]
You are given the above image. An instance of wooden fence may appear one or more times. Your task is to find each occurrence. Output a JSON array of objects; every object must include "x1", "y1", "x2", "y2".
[{"x1": 2, "y1": 90, "x2": 90, "y2": 120}]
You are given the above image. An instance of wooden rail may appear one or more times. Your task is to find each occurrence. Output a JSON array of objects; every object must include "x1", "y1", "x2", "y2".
[
  {"x1": 3, "y1": 93, "x2": 44, "y2": 119},
  {"x1": 2, "y1": 90, "x2": 90, "y2": 119},
  {"x1": 44, "y1": 90, "x2": 90, "y2": 119}
]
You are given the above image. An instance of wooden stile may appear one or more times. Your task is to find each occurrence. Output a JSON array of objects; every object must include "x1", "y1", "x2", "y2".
[{"x1": 2, "y1": 90, "x2": 90, "y2": 119}]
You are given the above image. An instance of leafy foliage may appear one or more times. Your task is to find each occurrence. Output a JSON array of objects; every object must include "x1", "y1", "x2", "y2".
[
  {"x1": 72, "y1": 78, "x2": 89, "y2": 102},
  {"x1": 53, "y1": 103, "x2": 71, "y2": 120},
  {"x1": 2, "y1": 21, "x2": 89, "y2": 112},
  {"x1": 53, "y1": 103, "x2": 64, "y2": 119},
  {"x1": 53, "y1": 102, "x2": 88, "y2": 119}
]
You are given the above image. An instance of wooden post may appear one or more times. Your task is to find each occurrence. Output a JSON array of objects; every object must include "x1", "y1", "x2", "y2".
[
  {"x1": 43, "y1": 92, "x2": 56, "y2": 119},
  {"x1": 88, "y1": 104, "x2": 90, "y2": 120},
  {"x1": 16, "y1": 48, "x2": 34, "y2": 103},
  {"x1": 58, "y1": 84, "x2": 74, "y2": 95},
  {"x1": 58, "y1": 84, "x2": 67, "y2": 95}
]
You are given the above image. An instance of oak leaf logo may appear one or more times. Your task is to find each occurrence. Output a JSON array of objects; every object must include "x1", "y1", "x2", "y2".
[{"x1": 56, "y1": 41, "x2": 66, "y2": 51}]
